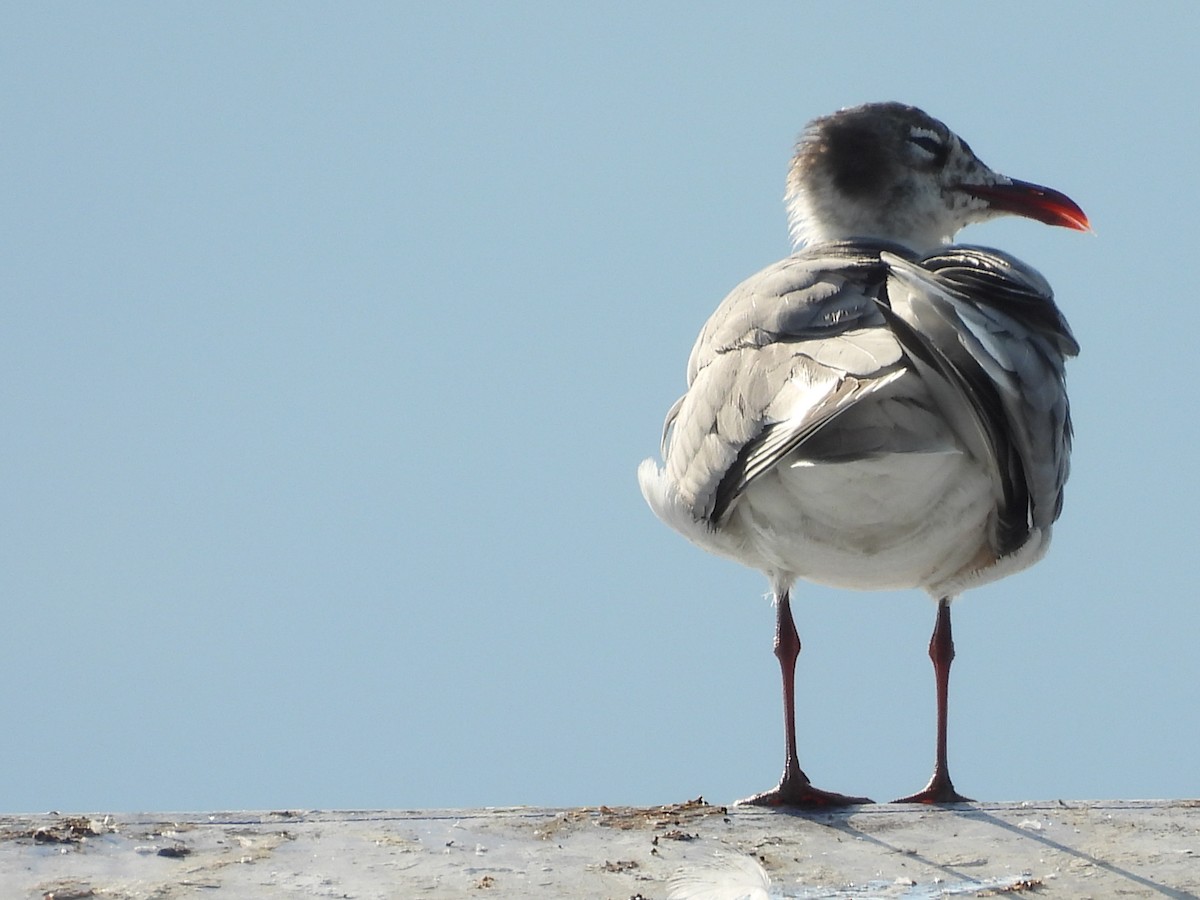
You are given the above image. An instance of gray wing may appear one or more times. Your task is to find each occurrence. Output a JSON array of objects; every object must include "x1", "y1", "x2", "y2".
[
  {"x1": 877, "y1": 246, "x2": 1077, "y2": 555},
  {"x1": 659, "y1": 241, "x2": 915, "y2": 525}
]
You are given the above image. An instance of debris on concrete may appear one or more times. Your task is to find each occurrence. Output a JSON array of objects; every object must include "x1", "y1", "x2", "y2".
[{"x1": 2, "y1": 799, "x2": 1197, "y2": 898}]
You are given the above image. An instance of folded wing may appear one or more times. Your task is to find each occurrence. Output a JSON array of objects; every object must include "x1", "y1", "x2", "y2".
[{"x1": 876, "y1": 246, "x2": 1077, "y2": 555}]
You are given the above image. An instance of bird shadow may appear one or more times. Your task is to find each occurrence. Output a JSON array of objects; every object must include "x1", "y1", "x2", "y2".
[{"x1": 812, "y1": 803, "x2": 1198, "y2": 900}]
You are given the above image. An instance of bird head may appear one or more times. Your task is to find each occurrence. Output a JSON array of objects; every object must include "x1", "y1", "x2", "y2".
[{"x1": 785, "y1": 102, "x2": 1089, "y2": 253}]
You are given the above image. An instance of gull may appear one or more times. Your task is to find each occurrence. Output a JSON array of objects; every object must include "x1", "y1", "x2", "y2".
[{"x1": 638, "y1": 102, "x2": 1089, "y2": 806}]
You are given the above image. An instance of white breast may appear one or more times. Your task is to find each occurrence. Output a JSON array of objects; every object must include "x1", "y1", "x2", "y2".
[{"x1": 728, "y1": 448, "x2": 996, "y2": 593}]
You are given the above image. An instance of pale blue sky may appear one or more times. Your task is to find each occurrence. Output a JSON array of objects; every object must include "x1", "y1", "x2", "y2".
[{"x1": 3, "y1": 3, "x2": 1198, "y2": 814}]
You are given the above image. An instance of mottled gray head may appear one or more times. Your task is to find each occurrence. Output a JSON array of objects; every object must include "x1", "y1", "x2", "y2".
[{"x1": 786, "y1": 102, "x2": 1089, "y2": 252}]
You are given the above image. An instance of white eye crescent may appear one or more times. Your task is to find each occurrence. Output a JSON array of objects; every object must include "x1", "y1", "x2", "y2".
[{"x1": 908, "y1": 127, "x2": 947, "y2": 165}]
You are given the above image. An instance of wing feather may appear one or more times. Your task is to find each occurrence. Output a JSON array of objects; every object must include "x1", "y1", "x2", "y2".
[
  {"x1": 656, "y1": 241, "x2": 913, "y2": 524},
  {"x1": 643, "y1": 241, "x2": 1075, "y2": 560},
  {"x1": 878, "y1": 249, "x2": 1075, "y2": 551}
]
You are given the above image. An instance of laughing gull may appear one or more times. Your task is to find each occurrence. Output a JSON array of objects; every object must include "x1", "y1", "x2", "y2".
[{"x1": 638, "y1": 102, "x2": 1089, "y2": 806}]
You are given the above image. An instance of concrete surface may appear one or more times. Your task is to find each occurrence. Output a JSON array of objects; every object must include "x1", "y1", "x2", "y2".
[{"x1": 2, "y1": 798, "x2": 1197, "y2": 898}]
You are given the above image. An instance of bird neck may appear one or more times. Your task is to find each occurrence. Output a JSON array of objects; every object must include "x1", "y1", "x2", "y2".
[{"x1": 786, "y1": 191, "x2": 954, "y2": 254}]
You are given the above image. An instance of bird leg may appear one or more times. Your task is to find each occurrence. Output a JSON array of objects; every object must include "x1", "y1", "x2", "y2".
[
  {"x1": 739, "y1": 589, "x2": 872, "y2": 807},
  {"x1": 894, "y1": 597, "x2": 973, "y2": 803}
]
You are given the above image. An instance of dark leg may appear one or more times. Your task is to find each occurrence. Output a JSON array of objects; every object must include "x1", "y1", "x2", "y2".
[
  {"x1": 894, "y1": 598, "x2": 973, "y2": 804},
  {"x1": 739, "y1": 589, "x2": 872, "y2": 807}
]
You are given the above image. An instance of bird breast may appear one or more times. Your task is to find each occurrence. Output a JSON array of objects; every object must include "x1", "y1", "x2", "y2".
[{"x1": 727, "y1": 432, "x2": 996, "y2": 593}]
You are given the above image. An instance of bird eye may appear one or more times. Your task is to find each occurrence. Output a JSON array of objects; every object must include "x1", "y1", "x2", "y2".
[{"x1": 907, "y1": 131, "x2": 948, "y2": 167}]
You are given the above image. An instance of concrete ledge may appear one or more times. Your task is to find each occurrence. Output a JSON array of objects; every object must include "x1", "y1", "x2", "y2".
[{"x1": 3, "y1": 799, "x2": 1197, "y2": 898}]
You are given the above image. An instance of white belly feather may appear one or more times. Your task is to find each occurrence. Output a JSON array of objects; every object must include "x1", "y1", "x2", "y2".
[{"x1": 730, "y1": 450, "x2": 994, "y2": 592}]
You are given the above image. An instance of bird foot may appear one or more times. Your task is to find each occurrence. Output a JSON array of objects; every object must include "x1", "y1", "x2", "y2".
[
  {"x1": 893, "y1": 771, "x2": 973, "y2": 804},
  {"x1": 738, "y1": 779, "x2": 873, "y2": 809}
]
